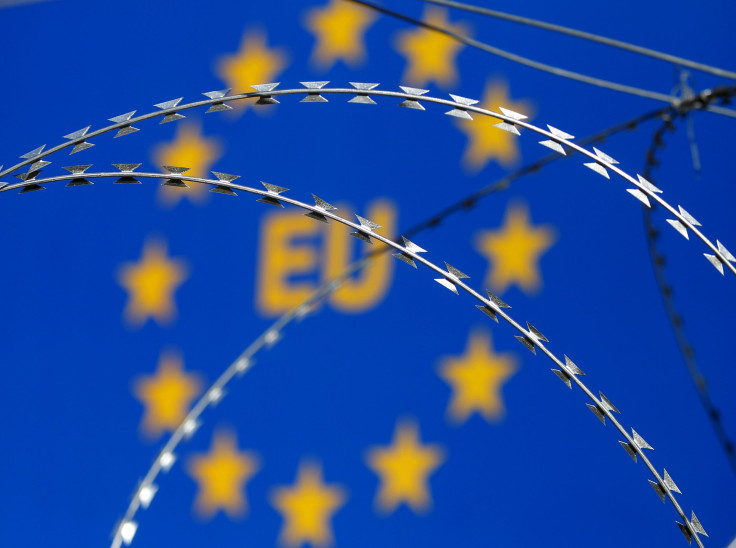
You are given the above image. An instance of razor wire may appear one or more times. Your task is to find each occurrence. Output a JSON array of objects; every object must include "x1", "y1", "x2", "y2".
[
  {"x1": 418, "y1": 0, "x2": 736, "y2": 80},
  {"x1": 640, "y1": 112, "x2": 736, "y2": 476},
  {"x1": 1, "y1": 83, "x2": 735, "y2": 276},
  {"x1": 0, "y1": 168, "x2": 710, "y2": 547},
  {"x1": 347, "y1": 0, "x2": 736, "y2": 119}
]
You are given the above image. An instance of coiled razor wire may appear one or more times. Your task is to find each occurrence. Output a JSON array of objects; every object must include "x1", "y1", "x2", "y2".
[
  {"x1": 641, "y1": 113, "x2": 736, "y2": 476},
  {"x1": 1, "y1": 168, "x2": 712, "y2": 547},
  {"x1": 1, "y1": 83, "x2": 735, "y2": 276}
]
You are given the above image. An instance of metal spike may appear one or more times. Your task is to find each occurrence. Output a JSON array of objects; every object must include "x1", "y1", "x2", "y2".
[
  {"x1": 64, "y1": 126, "x2": 90, "y2": 140},
  {"x1": 312, "y1": 194, "x2": 337, "y2": 211},
  {"x1": 256, "y1": 195, "x2": 283, "y2": 207},
  {"x1": 16, "y1": 171, "x2": 38, "y2": 181},
  {"x1": 211, "y1": 186, "x2": 237, "y2": 196},
  {"x1": 351, "y1": 231, "x2": 373, "y2": 244},
  {"x1": 162, "y1": 179, "x2": 189, "y2": 188},
  {"x1": 159, "y1": 451, "x2": 176, "y2": 472},
  {"x1": 350, "y1": 82, "x2": 379, "y2": 91},
  {"x1": 252, "y1": 83, "x2": 280, "y2": 92},
  {"x1": 305, "y1": 211, "x2": 329, "y2": 224},
  {"x1": 262, "y1": 182, "x2": 288, "y2": 195},
  {"x1": 678, "y1": 206, "x2": 701, "y2": 226},
  {"x1": 547, "y1": 125, "x2": 574, "y2": 140},
  {"x1": 393, "y1": 252, "x2": 416, "y2": 268},
  {"x1": 649, "y1": 480, "x2": 666, "y2": 502},
  {"x1": 475, "y1": 305, "x2": 498, "y2": 322},
  {"x1": 676, "y1": 521, "x2": 693, "y2": 544},
  {"x1": 717, "y1": 240, "x2": 736, "y2": 262},
  {"x1": 119, "y1": 520, "x2": 138, "y2": 545},
  {"x1": 619, "y1": 441, "x2": 637, "y2": 462},
  {"x1": 114, "y1": 177, "x2": 141, "y2": 185},
  {"x1": 663, "y1": 470, "x2": 681, "y2": 494},
  {"x1": 203, "y1": 89, "x2": 231, "y2": 99},
  {"x1": 667, "y1": 219, "x2": 689, "y2": 239},
  {"x1": 207, "y1": 102, "x2": 234, "y2": 112},
  {"x1": 66, "y1": 178, "x2": 92, "y2": 187},
  {"x1": 449, "y1": 94, "x2": 479, "y2": 106},
  {"x1": 586, "y1": 403, "x2": 606, "y2": 424},
  {"x1": 113, "y1": 163, "x2": 141, "y2": 172},
  {"x1": 63, "y1": 165, "x2": 92, "y2": 174},
  {"x1": 486, "y1": 290, "x2": 510, "y2": 309},
  {"x1": 515, "y1": 335, "x2": 536, "y2": 354},
  {"x1": 704, "y1": 254, "x2": 725, "y2": 274},
  {"x1": 356, "y1": 214, "x2": 381, "y2": 230},
  {"x1": 499, "y1": 106, "x2": 527, "y2": 121},
  {"x1": 399, "y1": 99, "x2": 425, "y2": 110},
  {"x1": 212, "y1": 171, "x2": 240, "y2": 183},
  {"x1": 114, "y1": 126, "x2": 140, "y2": 138},
  {"x1": 539, "y1": 140, "x2": 566, "y2": 155},
  {"x1": 137, "y1": 483, "x2": 158, "y2": 509},
  {"x1": 632, "y1": 429, "x2": 653, "y2": 450},
  {"x1": 400, "y1": 86, "x2": 429, "y2": 96},
  {"x1": 637, "y1": 174, "x2": 662, "y2": 193},
  {"x1": 20, "y1": 145, "x2": 45, "y2": 159},
  {"x1": 160, "y1": 113, "x2": 185, "y2": 124},
  {"x1": 599, "y1": 392, "x2": 620, "y2": 413},
  {"x1": 300, "y1": 81, "x2": 329, "y2": 89},
  {"x1": 446, "y1": 108, "x2": 473, "y2": 120},
  {"x1": 401, "y1": 236, "x2": 426, "y2": 254},
  {"x1": 627, "y1": 188, "x2": 651, "y2": 207},
  {"x1": 264, "y1": 329, "x2": 281, "y2": 347},
  {"x1": 435, "y1": 278, "x2": 458, "y2": 294},
  {"x1": 163, "y1": 166, "x2": 190, "y2": 174},
  {"x1": 552, "y1": 368, "x2": 572, "y2": 388},
  {"x1": 494, "y1": 122, "x2": 520, "y2": 136},
  {"x1": 526, "y1": 322, "x2": 548, "y2": 342},
  {"x1": 30, "y1": 160, "x2": 51, "y2": 171},
  {"x1": 444, "y1": 262, "x2": 469, "y2": 279},
  {"x1": 584, "y1": 162, "x2": 610, "y2": 178},
  {"x1": 349, "y1": 95, "x2": 376, "y2": 105},
  {"x1": 109, "y1": 111, "x2": 136, "y2": 123},
  {"x1": 71, "y1": 141, "x2": 95, "y2": 154},
  {"x1": 690, "y1": 512, "x2": 707, "y2": 536},
  {"x1": 593, "y1": 147, "x2": 618, "y2": 164},
  {"x1": 182, "y1": 418, "x2": 200, "y2": 439},
  {"x1": 234, "y1": 357, "x2": 251, "y2": 375},
  {"x1": 19, "y1": 184, "x2": 45, "y2": 193},
  {"x1": 301, "y1": 94, "x2": 328, "y2": 103},
  {"x1": 154, "y1": 98, "x2": 183, "y2": 110}
]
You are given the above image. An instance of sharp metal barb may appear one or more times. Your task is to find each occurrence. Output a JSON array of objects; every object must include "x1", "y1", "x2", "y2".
[
  {"x1": 704, "y1": 253, "x2": 725, "y2": 275},
  {"x1": 154, "y1": 98, "x2": 183, "y2": 110},
  {"x1": 63, "y1": 126, "x2": 90, "y2": 140},
  {"x1": 620, "y1": 441, "x2": 637, "y2": 462},
  {"x1": 350, "y1": 82, "x2": 380, "y2": 91},
  {"x1": 499, "y1": 106, "x2": 527, "y2": 120},
  {"x1": 593, "y1": 147, "x2": 618, "y2": 164},
  {"x1": 584, "y1": 161, "x2": 610, "y2": 178},
  {"x1": 114, "y1": 126, "x2": 140, "y2": 138},
  {"x1": 109, "y1": 111, "x2": 136, "y2": 123},
  {"x1": 539, "y1": 139, "x2": 566, "y2": 155},
  {"x1": 62, "y1": 165, "x2": 92, "y2": 174},
  {"x1": 356, "y1": 214, "x2": 382, "y2": 231},
  {"x1": 20, "y1": 145, "x2": 45, "y2": 159},
  {"x1": 649, "y1": 479, "x2": 666, "y2": 502},
  {"x1": 586, "y1": 403, "x2": 606, "y2": 424},
  {"x1": 563, "y1": 355, "x2": 585, "y2": 376},
  {"x1": 663, "y1": 470, "x2": 682, "y2": 494},
  {"x1": 262, "y1": 182, "x2": 288, "y2": 195},
  {"x1": 350, "y1": 231, "x2": 373, "y2": 244},
  {"x1": 552, "y1": 368, "x2": 572, "y2": 388},
  {"x1": 632, "y1": 429, "x2": 654, "y2": 450},
  {"x1": 434, "y1": 277, "x2": 459, "y2": 294},
  {"x1": 312, "y1": 194, "x2": 337, "y2": 211},
  {"x1": 444, "y1": 262, "x2": 470, "y2": 279},
  {"x1": 526, "y1": 322, "x2": 548, "y2": 342},
  {"x1": 401, "y1": 236, "x2": 426, "y2": 254},
  {"x1": 113, "y1": 164, "x2": 141, "y2": 173},
  {"x1": 547, "y1": 125, "x2": 574, "y2": 139},
  {"x1": 256, "y1": 195, "x2": 283, "y2": 207},
  {"x1": 212, "y1": 171, "x2": 240, "y2": 183},
  {"x1": 210, "y1": 186, "x2": 237, "y2": 196},
  {"x1": 71, "y1": 141, "x2": 95, "y2": 154},
  {"x1": 393, "y1": 252, "x2": 417, "y2": 268},
  {"x1": 162, "y1": 166, "x2": 190, "y2": 174},
  {"x1": 494, "y1": 121, "x2": 521, "y2": 135},
  {"x1": 399, "y1": 86, "x2": 429, "y2": 96},
  {"x1": 599, "y1": 392, "x2": 620, "y2": 414},
  {"x1": 666, "y1": 219, "x2": 689, "y2": 240},
  {"x1": 627, "y1": 188, "x2": 651, "y2": 207},
  {"x1": 690, "y1": 512, "x2": 707, "y2": 537},
  {"x1": 717, "y1": 240, "x2": 736, "y2": 262},
  {"x1": 203, "y1": 89, "x2": 231, "y2": 99},
  {"x1": 476, "y1": 304, "x2": 498, "y2": 322},
  {"x1": 677, "y1": 521, "x2": 693, "y2": 544},
  {"x1": 305, "y1": 211, "x2": 330, "y2": 224},
  {"x1": 637, "y1": 174, "x2": 662, "y2": 193},
  {"x1": 678, "y1": 205, "x2": 701, "y2": 227},
  {"x1": 446, "y1": 108, "x2": 473, "y2": 120},
  {"x1": 515, "y1": 335, "x2": 536, "y2": 354},
  {"x1": 399, "y1": 98, "x2": 426, "y2": 110},
  {"x1": 486, "y1": 290, "x2": 510, "y2": 309},
  {"x1": 252, "y1": 83, "x2": 280, "y2": 92}
]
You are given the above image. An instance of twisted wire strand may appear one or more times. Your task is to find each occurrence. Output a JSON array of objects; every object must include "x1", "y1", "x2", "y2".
[
  {"x1": 0, "y1": 169, "x2": 709, "y2": 546},
  {"x1": 419, "y1": 0, "x2": 736, "y2": 80},
  {"x1": 347, "y1": 0, "x2": 736, "y2": 118},
  {"x1": 641, "y1": 115, "x2": 736, "y2": 476},
  {"x1": 1, "y1": 84, "x2": 734, "y2": 276}
]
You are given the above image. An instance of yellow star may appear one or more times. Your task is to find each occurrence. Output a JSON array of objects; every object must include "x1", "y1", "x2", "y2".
[
  {"x1": 153, "y1": 122, "x2": 223, "y2": 206},
  {"x1": 271, "y1": 460, "x2": 347, "y2": 547},
  {"x1": 475, "y1": 202, "x2": 556, "y2": 294},
  {"x1": 438, "y1": 330, "x2": 518, "y2": 424},
  {"x1": 132, "y1": 350, "x2": 202, "y2": 438},
  {"x1": 117, "y1": 238, "x2": 188, "y2": 327},
  {"x1": 457, "y1": 79, "x2": 534, "y2": 171},
  {"x1": 394, "y1": 7, "x2": 469, "y2": 88},
  {"x1": 216, "y1": 29, "x2": 288, "y2": 113},
  {"x1": 304, "y1": 0, "x2": 377, "y2": 69},
  {"x1": 365, "y1": 420, "x2": 445, "y2": 514},
  {"x1": 186, "y1": 429, "x2": 260, "y2": 519}
]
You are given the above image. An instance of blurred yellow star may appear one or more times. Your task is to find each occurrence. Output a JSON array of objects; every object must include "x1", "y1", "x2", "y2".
[
  {"x1": 133, "y1": 350, "x2": 202, "y2": 438},
  {"x1": 365, "y1": 420, "x2": 444, "y2": 514},
  {"x1": 394, "y1": 7, "x2": 469, "y2": 88},
  {"x1": 457, "y1": 80, "x2": 533, "y2": 171},
  {"x1": 475, "y1": 202, "x2": 556, "y2": 294},
  {"x1": 117, "y1": 238, "x2": 188, "y2": 327},
  {"x1": 438, "y1": 330, "x2": 517, "y2": 424},
  {"x1": 216, "y1": 29, "x2": 288, "y2": 113},
  {"x1": 153, "y1": 122, "x2": 222, "y2": 206},
  {"x1": 304, "y1": 0, "x2": 377, "y2": 69},
  {"x1": 271, "y1": 461, "x2": 347, "y2": 547},
  {"x1": 186, "y1": 429, "x2": 260, "y2": 519}
]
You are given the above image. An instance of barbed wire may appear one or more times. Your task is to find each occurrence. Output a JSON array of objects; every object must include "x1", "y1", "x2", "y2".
[
  {"x1": 0, "y1": 168, "x2": 709, "y2": 546},
  {"x1": 347, "y1": 0, "x2": 736, "y2": 119},
  {"x1": 641, "y1": 113, "x2": 736, "y2": 476},
  {"x1": 1, "y1": 83, "x2": 734, "y2": 276},
  {"x1": 418, "y1": 0, "x2": 736, "y2": 80}
]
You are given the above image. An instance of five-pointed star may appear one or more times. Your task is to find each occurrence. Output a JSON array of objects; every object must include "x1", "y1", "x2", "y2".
[
  {"x1": 271, "y1": 461, "x2": 347, "y2": 547},
  {"x1": 133, "y1": 351, "x2": 202, "y2": 438},
  {"x1": 117, "y1": 238, "x2": 188, "y2": 327},
  {"x1": 186, "y1": 430, "x2": 260, "y2": 519},
  {"x1": 475, "y1": 202, "x2": 556, "y2": 294},
  {"x1": 216, "y1": 29, "x2": 288, "y2": 114},
  {"x1": 438, "y1": 330, "x2": 517, "y2": 424},
  {"x1": 365, "y1": 420, "x2": 445, "y2": 514},
  {"x1": 153, "y1": 122, "x2": 222, "y2": 206},
  {"x1": 394, "y1": 7, "x2": 469, "y2": 88},
  {"x1": 457, "y1": 79, "x2": 533, "y2": 171},
  {"x1": 304, "y1": 0, "x2": 377, "y2": 69}
]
